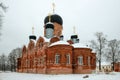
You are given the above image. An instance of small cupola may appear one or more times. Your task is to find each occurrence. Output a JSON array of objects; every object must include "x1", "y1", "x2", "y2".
[
  {"x1": 29, "y1": 27, "x2": 36, "y2": 40},
  {"x1": 70, "y1": 26, "x2": 79, "y2": 43},
  {"x1": 71, "y1": 35, "x2": 78, "y2": 43},
  {"x1": 60, "y1": 35, "x2": 64, "y2": 40}
]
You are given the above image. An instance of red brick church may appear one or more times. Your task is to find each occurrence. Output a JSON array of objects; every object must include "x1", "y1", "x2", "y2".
[{"x1": 17, "y1": 5, "x2": 96, "y2": 74}]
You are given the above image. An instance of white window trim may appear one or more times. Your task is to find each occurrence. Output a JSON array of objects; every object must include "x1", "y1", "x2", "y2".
[
  {"x1": 55, "y1": 54, "x2": 60, "y2": 64},
  {"x1": 78, "y1": 56, "x2": 83, "y2": 65},
  {"x1": 88, "y1": 56, "x2": 91, "y2": 66},
  {"x1": 66, "y1": 54, "x2": 70, "y2": 64}
]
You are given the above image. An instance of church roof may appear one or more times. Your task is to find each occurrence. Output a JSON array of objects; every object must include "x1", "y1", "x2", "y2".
[
  {"x1": 97, "y1": 62, "x2": 111, "y2": 66},
  {"x1": 44, "y1": 14, "x2": 63, "y2": 25},
  {"x1": 72, "y1": 43, "x2": 89, "y2": 48},
  {"x1": 71, "y1": 34, "x2": 78, "y2": 39},
  {"x1": 49, "y1": 41, "x2": 70, "y2": 47}
]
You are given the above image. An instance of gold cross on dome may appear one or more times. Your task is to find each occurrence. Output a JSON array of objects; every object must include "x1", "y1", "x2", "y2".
[
  {"x1": 52, "y1": 3, "x2": 55, "y2": 13},
  {"x1": 48, "y1": 13, "x2": 51, "y2": 22},
  {"x1": 73, "y1": 26, "x2": 76, "y2": 34},
  {"x1": 32, "y1": 27, "x2": 34, "y2": 34}
]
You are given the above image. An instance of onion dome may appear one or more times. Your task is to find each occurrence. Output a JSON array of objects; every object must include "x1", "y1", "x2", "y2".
[
  {"x1": 71, "y1": 35, "x2": 78, "y2": 39},
  {"x1": 70, "y1": 34, "x2": 78, "y2": 44},
  {"x1": 29, "y1": 35, "x2": 36, "y2": 40},
  {"x1": 44, "y1": 14, "x2": 63, "y2": 25}
]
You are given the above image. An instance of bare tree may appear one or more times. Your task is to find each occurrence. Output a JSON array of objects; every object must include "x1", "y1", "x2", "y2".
[
  {"x1": 0, "y1": 1, "x2": 8, "y2": 37},
  {"x1": 0, "y1": 55, "x2": 2, "y2": 70},
  {"x1": 90, "y1": 32, "x2": 106, "y2": 71},
  {"x1": 105, "y1": 39, "x2": 120, "y2": 71},
  {"x1": 8, "y1": 48, "x2": 22, "y2": 71},
  {"x1": 0, "y1": 53, "x2": 7, "y2": 71}
]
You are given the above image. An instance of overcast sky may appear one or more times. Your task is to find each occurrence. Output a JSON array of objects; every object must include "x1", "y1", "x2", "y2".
[{"x1": 0, "y1": 0, "x2": 120, "y2": 55}]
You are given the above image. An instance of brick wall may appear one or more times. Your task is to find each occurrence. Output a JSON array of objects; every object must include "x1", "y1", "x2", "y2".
[
  {"x1": 17, "y1": 38, "x2": 96, "y2": 74},
  {"x1": 114, "y1": 62, "x2": 120, "y2": 72},
  {"x1": 46, "y1": 45, "x2": 73, "y2": 74},
  {"x1": 73, "y1": 48, "x2": 96, "y2": 73}
]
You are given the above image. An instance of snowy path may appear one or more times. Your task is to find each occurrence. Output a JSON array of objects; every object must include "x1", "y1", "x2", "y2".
[{"x1": 0, "y1": 72, "x2": 120, "y2": 80}]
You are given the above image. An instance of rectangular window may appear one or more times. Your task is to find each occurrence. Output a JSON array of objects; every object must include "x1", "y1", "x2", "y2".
[
  {"x1": 55, "y1": 54, "x2": 60, "y2": 64},
  {"x1": 66, "y1": 54, "x2": 70, "y2": 64},
  {"x1": 88, "y1": 56, "x2": 91, "y2": 65},
  {"x1": 78, "y1": 56, "x2": 83, "y2": 65}
]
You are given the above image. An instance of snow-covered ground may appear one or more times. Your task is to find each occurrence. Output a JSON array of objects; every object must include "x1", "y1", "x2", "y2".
[{"x1": 0, "y1": 71, "x2": 120, "y2": 80}]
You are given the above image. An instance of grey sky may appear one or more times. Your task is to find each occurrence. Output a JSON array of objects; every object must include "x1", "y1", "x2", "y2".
[{"x1": 0, "y1": 0, "x2": 120, "y2": 55}]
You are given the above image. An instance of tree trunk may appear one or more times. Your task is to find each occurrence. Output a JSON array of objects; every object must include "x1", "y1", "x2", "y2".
[
  {"x1": 14, "y1": 58, "x2": 16, "y2": 72},
  {"x1": 112, "y1": 52, "x2": 115, "y2": 71},
  {"x1": 99, "y1": 60, "x2": 101, "y2": 71},
  {"x1": 99, "y1": 48, "x2": 102, "y2": 71},
  {"x1": 11, "y1": 64, "x2": 12, "y2": 72}
]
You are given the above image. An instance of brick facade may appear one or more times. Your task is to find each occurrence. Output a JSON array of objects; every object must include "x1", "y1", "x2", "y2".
[
  {"x1": 114, "y1": 62, "x2": 120, "y2": 72},
  {"x1": 17, "y1": 13, "x2": 96, "y2": 74},
  {"x1": 17, "y1": 39, "x2": 96, "y2": 74},
  {"x1": 72, "y1": 48, "x2": 96, "y2": 74}
]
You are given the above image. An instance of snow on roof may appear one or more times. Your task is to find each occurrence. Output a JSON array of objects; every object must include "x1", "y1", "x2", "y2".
[
  {"x1": 31, "y1": 39, "x2": 36, "y2": 43},
  {"x1": 49, "y1": 41, "x2": 70, "y2": 47},
  {"x1": 92, "y1": 49, "x2": 96, "y2": 53},
  {"x1": 42, "y1": 36, "x2": 50, "y2": 42},
  {"x1": 97, "y1": 62, "x2": 111, "y2": 66},
  {"x1": 72, "y1": 43, "x2": 89, "y2": 48}
]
